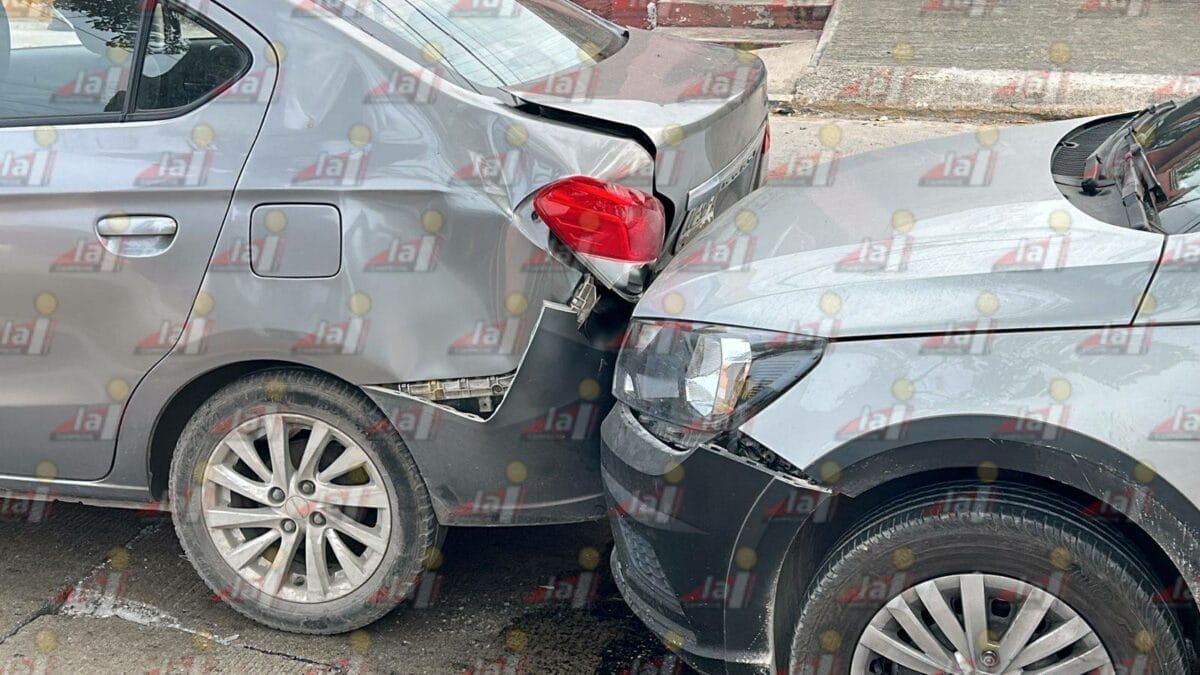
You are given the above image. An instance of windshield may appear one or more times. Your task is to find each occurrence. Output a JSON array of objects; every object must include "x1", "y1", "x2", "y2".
[{"x1": 342, "y1": 0, "x2": 625, "y2": 89}]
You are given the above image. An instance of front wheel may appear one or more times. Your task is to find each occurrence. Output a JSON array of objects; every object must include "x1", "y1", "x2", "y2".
[
  {"x1": 789, "y1": 483, "x2": 1189, "y2": 674},
  {"x1": 169, "y1": 369, "x2": 438, "y2": 634}
]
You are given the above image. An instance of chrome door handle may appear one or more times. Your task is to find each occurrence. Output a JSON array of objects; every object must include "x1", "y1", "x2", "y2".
[{"x1": 96, "y1": 215, "x2": 178, "y2": 237}]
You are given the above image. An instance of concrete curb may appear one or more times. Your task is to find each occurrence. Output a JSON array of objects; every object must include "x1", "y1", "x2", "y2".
[{"x1": 786, "y1": 65, "x2": 1197, "y2": 119}]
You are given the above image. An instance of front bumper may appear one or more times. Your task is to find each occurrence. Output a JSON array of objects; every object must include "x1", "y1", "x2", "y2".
[{"x1": 601, "y1": 404, "x2": 834, "y2": 674}]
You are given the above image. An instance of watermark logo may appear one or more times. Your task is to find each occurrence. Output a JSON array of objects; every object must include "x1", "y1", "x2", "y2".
[
  {"x1": 1077, "y1": 0, "x2": 1150, "y2": 17},
  {"x1": 50, "y1": 238, "x2": 123, "y2": 273},
  {"x1": 1, "y1": 126, "x2": 57, "y2": 188},
  {"x1": 836, "y1": 379, "x2": 914, "y2": 441},
  {"x1": 137, "y1": 125, "x2": 216, "y2": 188},
  {"x1": 449, "y1": 0, "x2": 524, "y2": 17},
  {"x1": 1157, "y1": 235, "x2": 1200, "y2": 271},
  {"x1": 292, "y1": 292, "x2": 371, "y2": 355},
  {"x1": 762, "y1": 488, "x2": 836, "y2": 523},
  {"x1": 920, "y1": 292, "x2": 999, "y2": 355},
  {"x1": 0, "y1": 292, "x2": 57, "y2": 356},
  {"x1": 292, "y1": 0, "x2": 372, "y2": 18},
  {"x1": 615, "y1": 654, "x2": 684, "y2": 675},
  {"x1": 461, "y1": 656, "x2": 528, "y2": 675},
  {"x1": 837, "y1": 570, "x2": 915, "y2": 604},
  {"x1": 679, "y1": 64, "x2": 758, "y2": 101},
  {"x1": 365, "y1": 218, "x2": 441, "y2": 272},
  {"x1": 522, "y1": 69, "x2": 597, "y2": 103},
  {"x1": 994, "y1": 378, "x2": 1071, "y2": 441},
  {"x1": 0, "y1": 485, "x2": 54, "y2": 524},
  {"x1": 51, "y1": 47, "x2": 128, "y2": 107},
  {"x1": 680, "y1": 548, "x2": 758, "y2": 609},
  {"x1": 1076, "y1": 325, "x2": 1152, "y2": 356},
  {"x1": 371, "y1": 402, "x2": 443, "y2": 441},
  {"x1": 921, "y1": 127, "x2": 999, "y2": 187},
  {"x1": 294, "y1": 124, "x2": 372, "y2": 186},
  {"x1": 136, "y1": 293, "x2": 215, "y2": 356},
  {"x1": 1152, "y1": 72, "x2": 1200, "y2": 100},
  {"x1": 366, "y1": 68, "x2": 440, "y2": 104},
  {"x1": 612, "y1": 463, "x2": 684, "y2": 524},
  {"x1": 923, "y1": 485, "x2": 998, "y2": 519},
  {"x1": 211, "y1": 235, "x2": 284, "y2": 273},
  {"x1": 677, "y1": 211, "x2": 757, "y2": 272},
  {"x1": 450, "y1": 462, "x2": 527, "y2": 524},
  {"x1": 994, "y1": 43, "x2": 1072, "y2": 104},
  {"x1": 920, "y1": 0, "x2": 1016, "y2": 16},
  {"x1": 767, "y1": 124, "x2": 841, "y2": 186},
  {"x1": 452, "y1": 151, "x2": 523, "y2": 186},
  {"x1": 522, "y1": 401, "x2": 599, "y2": 442},
  {"x1": 524, "y1": 547, "x2": 601, "y2": 609},
  {"x1": 836, "y1": 234, "x2": 912, "y2": 272},
  {"x1": 449, "y1": 318, "x2": 523, "y2": 356},
  {"x1": 993, "y1": 209, "x2": 1071, "y2": 271},
  {"x1": 1149, "y1": 406, "x2": 1200, "y2": 441},
  {"x1": 51, "y1": 379, "x2": 128, "y2": 442},
  {"x1": 835, "y1": 67, "x2": 914, "y2": 105}
]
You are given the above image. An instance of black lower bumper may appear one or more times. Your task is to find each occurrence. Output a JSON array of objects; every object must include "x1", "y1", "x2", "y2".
[{"x1": 601, "y1": 404, "x2": 835, "y2": 674}]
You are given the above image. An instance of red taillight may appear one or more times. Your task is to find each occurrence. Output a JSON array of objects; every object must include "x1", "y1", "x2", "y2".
[
  {"x1": 533, "y1": 176, "x2": 665, "y2": 264},
  {"x1": 762, "y1": 121, "x2": 771, "y2": 155}
]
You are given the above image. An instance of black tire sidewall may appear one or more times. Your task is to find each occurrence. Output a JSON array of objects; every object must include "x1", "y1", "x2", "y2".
[
  {"x1": 168, "y1": 370, "x2": 435, "y2": 634},
  {"x1": 790, "y1": 489, "x2": 1184, "y2": 673}
]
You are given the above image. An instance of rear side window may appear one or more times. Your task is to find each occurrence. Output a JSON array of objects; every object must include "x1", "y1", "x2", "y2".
[
  {"x1": 134, "y1": 2, "x2": 249, "y2": 112},
  {"x1": 347, "y1": 0, "x2": 625, "y2": 88},
  {"x1": 0, "y1": 0, "x2": 138, "y2": 120},
  {"x1": 0, "y1": 0, "x2": 248, "y2": 123}
]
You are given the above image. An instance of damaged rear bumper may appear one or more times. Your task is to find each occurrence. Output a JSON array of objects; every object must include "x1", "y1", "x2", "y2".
[{"x1": 364, "y1": 302, "x2": 618, "y2": 526}]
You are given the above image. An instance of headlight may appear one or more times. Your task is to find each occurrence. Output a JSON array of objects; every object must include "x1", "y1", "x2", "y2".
[{"x1": 614, "y1": 319, "x2": 825, "y2": 448}]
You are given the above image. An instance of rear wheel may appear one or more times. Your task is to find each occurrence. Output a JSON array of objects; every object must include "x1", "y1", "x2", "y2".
[
  {"x1": 788, "y1": 482, "x2": 1188, "y2": 674},
  {"x1": 169, "y1": 369, "x2": 438, "y2": 633}
]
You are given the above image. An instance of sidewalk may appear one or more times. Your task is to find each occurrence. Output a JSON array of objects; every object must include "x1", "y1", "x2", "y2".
[{"x1": 759, "y1": 0, "x2": 1200, "y2": 118}]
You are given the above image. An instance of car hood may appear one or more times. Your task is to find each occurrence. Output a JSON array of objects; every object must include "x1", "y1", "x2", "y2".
[{"x1": 637, "y1": 119, "x2": 1166, "y2": 338}]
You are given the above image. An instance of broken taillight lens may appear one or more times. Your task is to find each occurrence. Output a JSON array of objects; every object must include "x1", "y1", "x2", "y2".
[{"x1": 533, "y1": 176, "x2": 665, "y2": 264}]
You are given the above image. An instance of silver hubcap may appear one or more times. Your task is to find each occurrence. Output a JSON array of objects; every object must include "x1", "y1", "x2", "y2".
[
  {"x1": 201, "y1": 413, "x2": 392, "y2": 603},
  {"x1": 852, "y1": 573, "x2": 1114, "y2": 675}
]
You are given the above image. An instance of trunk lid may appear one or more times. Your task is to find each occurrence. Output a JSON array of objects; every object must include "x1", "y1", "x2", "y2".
[{"x1": 505, "y1": 29, "x2": 769, "y2": 252}]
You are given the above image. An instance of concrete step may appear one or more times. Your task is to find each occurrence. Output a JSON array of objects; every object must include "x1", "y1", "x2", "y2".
[
  {"x1": 653, "y1": 26, "x2": 821, "y2": 48},
  {"x1": 655, "y1": 0, "x2": 834, "y2": 29},
  {"x1": 572, "y1": 0, "x2": 833, "y2": 31}
]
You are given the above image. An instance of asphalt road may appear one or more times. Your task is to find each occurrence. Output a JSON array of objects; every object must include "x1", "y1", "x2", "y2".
[{"x1": 0, "y1": 113, "x2": 994, "y2": 675}]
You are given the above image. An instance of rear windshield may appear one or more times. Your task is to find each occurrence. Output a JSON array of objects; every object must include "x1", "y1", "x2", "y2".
[{"x1": 345, "y1": 0, "x2": 626, "y2": 89}]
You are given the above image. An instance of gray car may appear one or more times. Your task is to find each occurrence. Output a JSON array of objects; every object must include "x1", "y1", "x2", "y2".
[
  {"x1": 0, "y1": 0, "x2": 767, "y2": 633},
  {"x1": 603, "y1": 100, "x2": 1200, "y2": 673}
]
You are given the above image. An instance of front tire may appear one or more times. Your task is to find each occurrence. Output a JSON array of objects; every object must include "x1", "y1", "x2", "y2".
[
  {"x1": 169, "y1": 369, "x2": 438, "y2": 634},
  {"x1": 789, "y1": 482, "x2": 1188, "y2": 674}
]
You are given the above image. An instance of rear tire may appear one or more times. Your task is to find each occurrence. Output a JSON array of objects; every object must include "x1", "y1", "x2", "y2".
[
  {"x1": 788, "y1": 482, "x2": 1188, "y2": 673},
  {"x1": 169, "y1": 369, "x2": 438, "y2": 634}
]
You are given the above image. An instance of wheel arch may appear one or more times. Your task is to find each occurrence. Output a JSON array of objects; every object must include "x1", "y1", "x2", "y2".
[
  {"x1": 767, "y1": 418, "x2": 1200, "y2": 672},
  {"x1": 145, "y1": 359, "x2": 327, "y2": 498}
]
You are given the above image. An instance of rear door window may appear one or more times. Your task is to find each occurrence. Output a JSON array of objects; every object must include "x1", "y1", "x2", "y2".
[
  {"x1": 346, "y1": 0, "x2": 625, "y2": 88},
  {"x1": 0, "y1": 0, "x2": 138, "y2": 120}
]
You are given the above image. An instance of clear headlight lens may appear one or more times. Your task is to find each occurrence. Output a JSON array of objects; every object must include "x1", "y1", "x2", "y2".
[{"x1": 615, "y1": 319, "x2": 825, "y2": 448}]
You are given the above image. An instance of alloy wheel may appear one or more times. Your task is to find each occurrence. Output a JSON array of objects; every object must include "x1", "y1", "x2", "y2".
[
  {"x1": 851, "y1": 573, "x2": 1113, "y2": 674},
  {"x1": 200, "y1": 413, "x2": 393, "y2": 603}
]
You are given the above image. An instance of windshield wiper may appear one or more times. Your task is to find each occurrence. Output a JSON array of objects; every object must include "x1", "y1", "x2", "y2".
[{"x1": 1081, "y1": 100, "x2": 1177, "y2": 195}]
